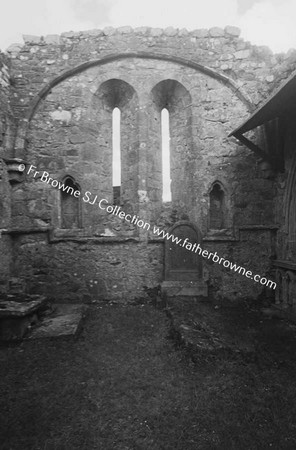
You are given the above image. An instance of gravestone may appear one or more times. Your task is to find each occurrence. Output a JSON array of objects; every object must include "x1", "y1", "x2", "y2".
[{"x1": 162, "y1": 221, "x2": 208, "y2": 297}]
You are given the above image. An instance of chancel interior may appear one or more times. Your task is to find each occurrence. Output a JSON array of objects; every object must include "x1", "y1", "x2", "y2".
[{"x1": 0, "y1": 26, "x2": 295, "y2": 309}]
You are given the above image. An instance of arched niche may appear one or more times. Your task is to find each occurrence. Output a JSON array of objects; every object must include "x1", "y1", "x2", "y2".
[
  {"x1": 207, "y1": 180, "x2": 233, "y2": 234},
  {"x1": 149, "y1": 80, "x2": 193, "y2": 214},
  {"x1": 94, "y1": 79, "x2": 139, "y2": 208},
  {"x1": 96, "y1": 78, "x2": 136, "y2": 111},
  {"x1": 59, "y1": 176, "x2": 81, "y2": 229},
  {"x1": 209, "y1": 182, "x2": 225, "y2": 230}
]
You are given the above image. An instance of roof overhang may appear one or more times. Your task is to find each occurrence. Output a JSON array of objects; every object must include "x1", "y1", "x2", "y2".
[
  {"x1": 230, "y1": 71, "x2": 296, "y2": 137},
  {"x1": 229, "y1": 71, "x2": 296, "y2": 170}
]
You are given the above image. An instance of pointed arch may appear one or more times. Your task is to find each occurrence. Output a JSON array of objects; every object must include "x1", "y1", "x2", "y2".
[
  {"x1": 95, "y1": 79, "x2": 139, "y2": 207},
  {"x1": 207, "y1": 180, "x2": 233, "y2": 232},
  {"x1": 14, "y1": 52, "x2": 253, "y2": 160},
  {"x1": 209, "y1": 182, "x2": 226, "y2": 230},
  {"x1": 60, "y1": 176, "x2": 81, "y2": 229},
  {"x1": 150, "y1": 79, "x2": 192, "y2": 212}
]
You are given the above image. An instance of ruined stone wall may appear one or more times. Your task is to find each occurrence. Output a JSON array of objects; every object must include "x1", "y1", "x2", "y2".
[
  {"x1": 4, "y1": 26, "x2": 284, "y2": 301},
  {"x1": 0, "y1": 52, "x2": 12, "y2": 293},
  {"x1": 265, "y1": 50, "x2": 296, "y2": 98}
]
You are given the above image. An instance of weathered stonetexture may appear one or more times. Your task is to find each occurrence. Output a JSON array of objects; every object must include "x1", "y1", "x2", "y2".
[
  {"x1": 164, "y1": 27, "x2": 178, "y2": 36},
  {"x1": 0, "y1": 27, "x2": 295, "y2": 302},
  {"x1": 0, "y1": 52, "x2": 13, "y2": 294},
  {"x1": 151, "y1": 28, "x2": 163, "y2": 37},
  {"x1": 44, "y1": 35, "x2": 61, "y2": 45},
  {"x1": 22, "y1": 35, "x2": 42, "y2": 44},
  {"x1": 12, "y1": 235, "x2": 163, "y2": 302},
  {"x1": 209, "y1": 27, "x2": 225, "y2": 37},
  {"x1": 192, "y1": 29, "x2": 209, "y2": 38},
  {"x1": 6, "y1": 44, "x2": 23, "y2": 57},
  {"x1": 225, "y1": 26, "x2": 241, "y2": 37}
]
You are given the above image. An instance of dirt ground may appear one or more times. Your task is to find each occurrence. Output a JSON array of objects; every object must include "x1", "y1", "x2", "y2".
[{"x1": 1, "y1": 300, "x2": 296, "y2": 450}]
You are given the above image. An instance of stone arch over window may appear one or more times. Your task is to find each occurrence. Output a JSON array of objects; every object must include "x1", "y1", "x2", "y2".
[
  {"x1": 207, "y1": 181, "x2": 232, "y2": 232},
  {"x1": 95, "y1": 79, "x2": 139, "y2": 207},
  {"x1": 150, "y1": 79, "x2": 193, "y2": 214},
  {"x1": 15, "y1": 53, "x2": 253, "y2": 162},
  {"x1": 60, "y1": 176, "x2": 81, "y2": 229}
]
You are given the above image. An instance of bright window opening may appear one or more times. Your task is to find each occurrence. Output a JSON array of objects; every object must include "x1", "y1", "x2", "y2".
[
  {"x1": 112, "y1": 107, "x2": 121, "y2": 204},
  {"x1": 161, "y1": 108, "x2": 171, "y2": 202}
]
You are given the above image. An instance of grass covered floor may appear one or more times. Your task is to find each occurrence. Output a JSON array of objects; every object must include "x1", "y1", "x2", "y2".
[{"x1": 1, "y1": 302, "x2": 296, "y2": 449}]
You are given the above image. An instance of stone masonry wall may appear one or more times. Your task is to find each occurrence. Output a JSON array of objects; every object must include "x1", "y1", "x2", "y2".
[
  {"x1": 3, "y1": 26, "x2": 291, "y2": 301},
  {"x1": 0, "y1": 52, "x2": 12, "y2": 293}
]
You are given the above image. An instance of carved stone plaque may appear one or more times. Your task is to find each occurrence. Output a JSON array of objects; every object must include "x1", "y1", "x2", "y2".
[{"x1": 164, "y1": 221, "x2": 203, "y2": 281}]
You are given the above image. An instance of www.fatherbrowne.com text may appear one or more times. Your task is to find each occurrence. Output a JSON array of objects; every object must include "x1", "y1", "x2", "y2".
[{"x1": 23, "y1": 164, "x2": 277, "y2": 290}]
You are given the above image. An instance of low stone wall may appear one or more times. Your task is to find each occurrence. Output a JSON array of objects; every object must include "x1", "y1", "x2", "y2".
[{"x1": 12, "y1": 235, "x2": 163, "y2": 302}]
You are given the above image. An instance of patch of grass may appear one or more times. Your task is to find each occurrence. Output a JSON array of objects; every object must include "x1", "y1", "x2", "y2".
[{"x1": 0, "y1": 303, "x2": 296, "y2": 449}]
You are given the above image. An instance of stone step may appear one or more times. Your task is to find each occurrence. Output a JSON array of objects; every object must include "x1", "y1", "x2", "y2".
[
  {"x1": 262, "y1": 305, "x2": 296, "y2": 323},
  {"x1": 161, "y1": 280, "x2": 208, "y2": 298}
]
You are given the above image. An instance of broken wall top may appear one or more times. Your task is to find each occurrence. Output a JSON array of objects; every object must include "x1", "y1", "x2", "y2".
[{"x1": 5, "y1": 25, "x2": 296, "y2": 112}]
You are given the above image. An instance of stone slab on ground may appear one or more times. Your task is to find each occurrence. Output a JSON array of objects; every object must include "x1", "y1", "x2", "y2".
[
  {"x1": 167, "y1": 297, "x2": 256, "y2": 355},
  {"x1": 27, "y1": 304, "x2": 87, "y2": 339},
  {"x1": 0, "y1": 295, "x2": 49, "y2": 341},
  {"x1": 0, "y1": 295, "x2": 47, "y2": 317}
]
